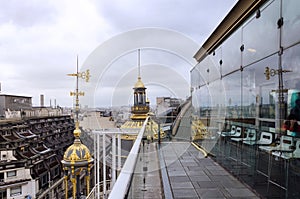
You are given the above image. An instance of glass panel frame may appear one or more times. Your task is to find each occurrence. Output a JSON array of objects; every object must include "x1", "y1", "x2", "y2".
[{"x1": 221, "y1": 28, "x2": 242, "y2": 75}]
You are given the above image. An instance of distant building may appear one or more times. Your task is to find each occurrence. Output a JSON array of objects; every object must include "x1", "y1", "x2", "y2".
[
  {"x1": 0, "y1": 94, "x2": 32, "y2": 118},
  {"x1": 156, "y1": 97, "x2": 183, "y2": 119}
]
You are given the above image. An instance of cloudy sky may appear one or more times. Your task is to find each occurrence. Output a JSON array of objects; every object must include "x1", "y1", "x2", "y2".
[{"x1": 0, "y1": 0, "x2": 237, "y2": 107}]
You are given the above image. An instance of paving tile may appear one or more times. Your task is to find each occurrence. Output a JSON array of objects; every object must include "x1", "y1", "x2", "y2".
[
  {"x1": 170, "y1": 181, "x2": 194, "y2": 189},
  {"x1": 186, "y1": 166, "x2": 205, "y2": 172},
  {"x1": 218, "y1": 178, "x2": 246, "y2": 189},
  {"x1": 185, "y1": 169, "x2": 206, "y2": 176},
  {"x1": 226, "y1": 188, "x2": 257, "y2": 197},
  {"x1": 169, "y1": 176, "x2": 190, "y2": 183},
  {"x1": 197, "y1": 181, "x2": 218, "y2": 188},
  {"x1": 173, "y1": 188, "x2": 199, "y2": 198},
  {"x1": 195, "y1": 188, "x2": 226, "y2": 198},
  {"x1": 181, "y1": 161, "x2": 199, "y2": 166},
  {"x1": 206, "y1": 165, "x2": 227, "y2": 171},
  {"x1": 168, "y1": 170, "x2": 187, "y2": 176},
  {"x1": 207, "y1": 169, "x2": 230, "y2": 176},
  {"x1": 189, "y1": 175, "x2": 211, "y2": 182},
  {"x1": 191, "y1": 181, "x2": 200, "y2": 189}
]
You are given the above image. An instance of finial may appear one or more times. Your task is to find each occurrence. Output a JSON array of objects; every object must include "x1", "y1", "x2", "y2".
[{"x1": 138, "y1": 49, "x2": 141, "y2": 78}]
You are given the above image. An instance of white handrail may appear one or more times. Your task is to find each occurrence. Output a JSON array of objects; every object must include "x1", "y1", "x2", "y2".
[
  {"x1": 108, "y1": 117, "x2": 149, "y2": 199},
  {"x1": 86, "y1": 180, "x2": 111, "y2": 199}
]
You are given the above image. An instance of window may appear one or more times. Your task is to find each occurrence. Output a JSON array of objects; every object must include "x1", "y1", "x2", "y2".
[
  {"x1": 7, "y1": 170, "x2": 16, "y2": 177},
  {"x1": 0, "y1": 173, "x2": 4, "y2": 182},
  {"x1": 0, "y1": 189, "x2": 7, "y2": 199},
  {"x1": 41, "y1": 174, "x2": 48, "y2": 186},
  {"x1": 54, "y1": 167, "x2": 59, "y2": 176},
  {"x1": 10, "y1": 186, "x2": 21, "y2": 197}
]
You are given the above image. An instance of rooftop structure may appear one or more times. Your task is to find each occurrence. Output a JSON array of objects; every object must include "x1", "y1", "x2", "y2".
[
  {"x1": 121, "y1": 49, "x2": 166, "y2": 140},
  {"x1": 0, "y1": 115, "x2": 74, "y2": 199}
]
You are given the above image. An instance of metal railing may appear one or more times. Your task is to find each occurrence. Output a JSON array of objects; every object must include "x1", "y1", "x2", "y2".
[
  {"x1": 86, "y1": 180, "x2": 111, "y2": 199},
  {"x1": 108, "y1": 117, "x2": 149, "y2": 199}
]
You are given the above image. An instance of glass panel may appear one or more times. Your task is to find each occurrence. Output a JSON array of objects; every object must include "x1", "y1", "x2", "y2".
[
  {"x1": 282, "y1": 44, "x2": 300, "y2": 138},
  {"x1": 191, "y1": 79, "x2": 226, "y2": 155},
  {"x1": 190, "y1": 66, "x2": 202, "y2": 88},
  {"x1": 221, "y1": 29, "x2": 242, "y2": 75},
  {"x1": 244, "y1": 54, "x2": 278, "y2": 130},
  {"x1": 195, "y1": 55, "x2": 221, "y2": 85},
  {"x1": 242, "y1": 0, "x2": 280, "y2": 66},
  {"x1": 198, "y1": 85, "x2": 211, "y2": 118},
  {"x1": 242, "y1": 67, "x2": 257, "y2": 118},
  {"x1": 282, "y1": 0, "x2": 300, "y2": 48},
  {"x1": 223, "y1": 72, "x2": 242, "y2": 119}
]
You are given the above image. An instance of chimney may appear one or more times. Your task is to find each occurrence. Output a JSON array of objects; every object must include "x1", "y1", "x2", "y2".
[{"x1": 40, "y1": 94, "x2": 44, "y2": 107}]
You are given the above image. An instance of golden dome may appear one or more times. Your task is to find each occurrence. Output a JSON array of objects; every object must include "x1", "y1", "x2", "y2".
[
  {"x1": 62, "y1": 128, "x2": 93, "y2": 166},
  {"x1": 134, "y1": 77, "x2": 145, "y2": 88}
]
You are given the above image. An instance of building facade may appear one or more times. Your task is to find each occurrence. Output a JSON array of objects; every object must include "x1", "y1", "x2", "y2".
[
  {"x1": 0, "y1": 115, "x2": 74, "y2": 199},
  {"x1": 191, "y1": 0, "x2": 300, "y2": 198},
  {"x1": 0, "y1": 95, "x2": 32, "y2": 118}
]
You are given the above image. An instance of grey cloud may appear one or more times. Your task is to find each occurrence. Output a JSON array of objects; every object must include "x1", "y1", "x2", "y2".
[
  {"x1": 0, "y1": 0, "x2": 58, "y2": 27},
  {"x1": 95, "y1": 0, "x2": 237, "y2": 42}
]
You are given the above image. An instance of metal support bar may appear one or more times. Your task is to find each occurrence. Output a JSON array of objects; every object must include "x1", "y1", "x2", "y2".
[
  {"x1": 103, "y1": 134, "x2": 106, "y2": 198},
  {"x1": 118, "y1": 134, "x2": 121, "y2": 171},
  {"x1": 97, "y1": 134, "x2": 100, "y2": 199},
  {"x1": 112, "y1": 134, "x2": 116, "y2": 186}
]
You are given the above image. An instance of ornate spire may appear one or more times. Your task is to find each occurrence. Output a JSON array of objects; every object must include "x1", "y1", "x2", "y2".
[
  {"x1": 67, "y1": 56, "x2": 90, "y2": 138},
  {"x1": 138, "y1": 48, "x2": 141, "y2": 78},
  {"x1": 63, "y1": 57, "x2": 93, "y2": 199}
]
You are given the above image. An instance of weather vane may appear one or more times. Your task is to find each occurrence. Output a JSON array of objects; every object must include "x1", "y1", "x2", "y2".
[{"x1": 67, "y1": 56, "x2": 90, "y2": 129}]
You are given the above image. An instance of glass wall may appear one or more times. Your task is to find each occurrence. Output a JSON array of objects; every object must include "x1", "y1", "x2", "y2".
[{"x1": 191, "y1": 0, "x2": 300, "y2": 198}]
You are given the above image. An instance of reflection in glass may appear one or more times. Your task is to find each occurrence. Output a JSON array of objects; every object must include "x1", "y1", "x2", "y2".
[
  {"x1": 282, "y1": 0, "x2": 300, "y2": 48},
  {"x1": 243, "y1": 54, "x2": 278, "y2": 120},
  {"x1": 223, "y1": 72, "x2": 242, "y2": 119},
  {"x1": 242, "y1": 67, "x2": 257, "y2": 118},
  {"x1": 242, "y1": 0, "x2": 280, "y2": 66}
]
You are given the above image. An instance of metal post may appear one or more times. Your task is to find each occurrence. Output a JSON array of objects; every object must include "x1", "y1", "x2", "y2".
[
  {"x1": 118, "y1": 134, "x2": 121, "y2": 171},
  {"x1": 71, "y1": 168, "x2": 76, "y2": 199},
  {"x1": 86, "y1": 165, "x2": 90, "y2": 195},
  {"x1": 97, "y1": 134, "x2": 100, "y2": 199},
  {"x1": 103, "y1": 134, "x2": 106, "y2": 198},
  {"x1": 112, "y1": 134, "x2": 116, "y2": 186},
  {"x1": 158, "y1": 122, "x2": 161, "y2": 145},
  {"x1": 76, "y1": 174, "x2": 80, "y2": 199},
  {"x1": 64, "y1": 174, "x2": 68, "y2": 199}
]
